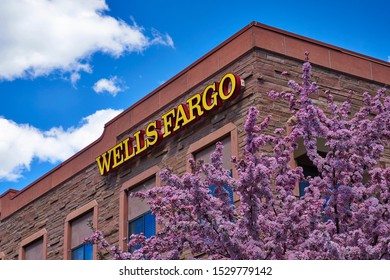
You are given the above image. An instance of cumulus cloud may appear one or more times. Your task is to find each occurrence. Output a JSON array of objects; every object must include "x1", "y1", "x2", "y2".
[
  {"x1": 0, "y1": 109, "x2": 123, "y2": 182},
  {"x1": 93, "y1": 76, "x2": 126, "y2": 96},
  {"x1": 0, "y1": 0, "x2": 174, "y2": 81}
]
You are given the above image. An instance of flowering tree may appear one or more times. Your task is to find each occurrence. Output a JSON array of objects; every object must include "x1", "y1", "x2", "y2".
[{"x1": 87, "y1": 54, "x2": 390, "y2": 259}]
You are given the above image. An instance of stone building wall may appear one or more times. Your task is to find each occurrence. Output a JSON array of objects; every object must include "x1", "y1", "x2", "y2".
[{"x1": 0, "y1": 23, "x2": 389, "y2": 260}]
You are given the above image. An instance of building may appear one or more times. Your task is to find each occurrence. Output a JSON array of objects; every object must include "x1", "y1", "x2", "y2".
[{"x1": 0, "y1": 22, "x2": 389, "y2": 260}]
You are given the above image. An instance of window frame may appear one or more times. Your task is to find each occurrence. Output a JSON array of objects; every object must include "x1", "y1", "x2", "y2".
[
  {"x1": 64, "y1": 200, "x2": 98, "y2": 260},
  {"x1": 186, "y1": 122, "x2": 239, "y2": 202},
  {"x1": 19, "y1": 228, "x2": 47, "y2": 260},
  {"x1": 119, "y1": 166, "x2": 160, "y2": 250}
]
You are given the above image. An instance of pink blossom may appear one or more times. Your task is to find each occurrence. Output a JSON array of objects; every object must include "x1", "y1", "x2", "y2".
[{"x1": 87, "y1": 55, "x2": 389, "y2": 260}]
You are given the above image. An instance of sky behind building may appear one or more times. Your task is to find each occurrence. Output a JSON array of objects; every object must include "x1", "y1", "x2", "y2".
[{"x1": 0, "y1": 0, "x2": 389, "y2": 194}]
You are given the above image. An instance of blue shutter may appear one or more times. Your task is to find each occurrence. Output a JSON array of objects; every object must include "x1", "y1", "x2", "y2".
[
  {"x1": 128, "y1": 212, "x2": 156, "y2": 252},
  {"x1": 299, "y1": 181, "x2": 309, "y2": 197},
  {"x1": 209, "y1": 170, "x2": 234, "y2": 204},
  {"x1": 71, "y1": 245, "x2": 83, "y2": 260},
  {"x1": 84, "y1": 243, "x2": 93, "y2": 260},
  {"x1": 71, "y1": 243, "x2": 93, "y2": 260},
  {"x1": 129, "y1": 217, "x2": 143, "y2": 251},
  {"x1": 226, "y1": 185, "x2": 234, "y2": 203},
  {"x1": 129, "y1": 216, "x2": 144, "y2": 236},
  {"x1": 209, "y1": 185, "x2": 234, "y2": 204},
  {"x1": 209, "y1": 185, "x2": 216, "y2": 195},
  {"x1": 227, "y1": 169, "x2": 234, "y2": 203},
  {"x1": 144, "y1": 212, "x2": 156, "y2": 238}
]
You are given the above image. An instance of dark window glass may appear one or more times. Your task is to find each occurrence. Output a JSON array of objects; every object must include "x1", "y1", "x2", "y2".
[
  {"x1": 71, "y1": 243, "x2": 93, "y2": 260},
  {"x1": 143, "y1": 212, "x2": 156, "y2": 238},
  {"x1": 70, "y1": 211, "x2": 93, "y2": 260},
  {"x1": 296, "y1": 153, "x2": 324, "y2": 197},
  {"x1": 128, "y1": 211, "x2": 156, "y2": 252},
  {"x1": 209, "y1": 170, "x2": 234, "y2": 203},
  {"x1": 129, "y1": 211, "x2": 156, "y2": 238}
]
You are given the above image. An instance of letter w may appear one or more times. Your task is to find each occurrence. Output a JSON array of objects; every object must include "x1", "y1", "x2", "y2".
[{"x1": 96, "y1": 151, "x2": 112, "y2": 175}]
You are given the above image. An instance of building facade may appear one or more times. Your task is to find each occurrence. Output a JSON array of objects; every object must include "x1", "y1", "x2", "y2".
[{"x1": 0, "y1": 22, "x2": 389, "y2": 260}]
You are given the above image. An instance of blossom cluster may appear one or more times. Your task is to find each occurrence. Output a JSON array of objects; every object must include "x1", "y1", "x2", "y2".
[{"x1": 88, "y1": 54, "x2": 389, "y2": 259}]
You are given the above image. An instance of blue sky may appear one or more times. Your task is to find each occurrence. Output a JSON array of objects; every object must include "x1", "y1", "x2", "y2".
[{"x1": 0, "y1": 0, "x2": 389, "y2": 195}]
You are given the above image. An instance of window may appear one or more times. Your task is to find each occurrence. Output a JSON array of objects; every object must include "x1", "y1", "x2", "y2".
[
  {"x1": 187, "y1": 123, "x2": 238, "y2": 203},
  {"x1": 194, "y1": 136, "x2": 234, "y2": 203},
  {"x1": 64, "y1": 200, "x2": 98, "y2": 260},
  {"x1": 128, "y1": 211, "x2": 156, "y2": 238},
  {"x1": 127, "y1": 178, "x2": 156, "y2": 244},
  {"x1": 70, "y1": 211, "x2": 93, "y2": 260},
  {"x1": 19, "y1": 229, "x2": 47, "y2": 260},
  {"x1": 71, "y1": 243, "x2": 93, "y2": 260},
  {"x1": 292, "y1": 137, "x2": 328, "y2": 197},
  {"x1": 24, "y1": 238, "x2": 44, "y2": 260},
  {"x1": 295, "y1": 153, "x2": 322, "y2": 197},
  {"x1": 119, "y1": 166, "x2": 160, "y2": 251}
]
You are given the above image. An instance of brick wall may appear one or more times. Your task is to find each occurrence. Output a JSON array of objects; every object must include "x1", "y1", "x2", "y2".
[{"x1": 0, "y1": 49, "x2": 387, "y2": 259}]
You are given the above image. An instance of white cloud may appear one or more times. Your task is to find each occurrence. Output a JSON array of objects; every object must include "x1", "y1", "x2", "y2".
[
  {"x1": 70, "y1": 72, "x2": 81, "y2": 88},
  {"x1": 93, "y1": 76, "x2": 125, "y2": 96},
  {"x1": 150, "y1": 29, "x2": 175, "y2": 48},
  {"x1": 0, "y1": 0, "x2": 174, "y2": 81},
  {"x1": 0, "y1": 109, "x2": 123, "y2": 182}
]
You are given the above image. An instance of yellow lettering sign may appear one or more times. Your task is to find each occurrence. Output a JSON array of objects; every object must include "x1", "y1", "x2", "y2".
[{"x1": 96, "y1": 73, "x2": 243, "y2": 175}]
